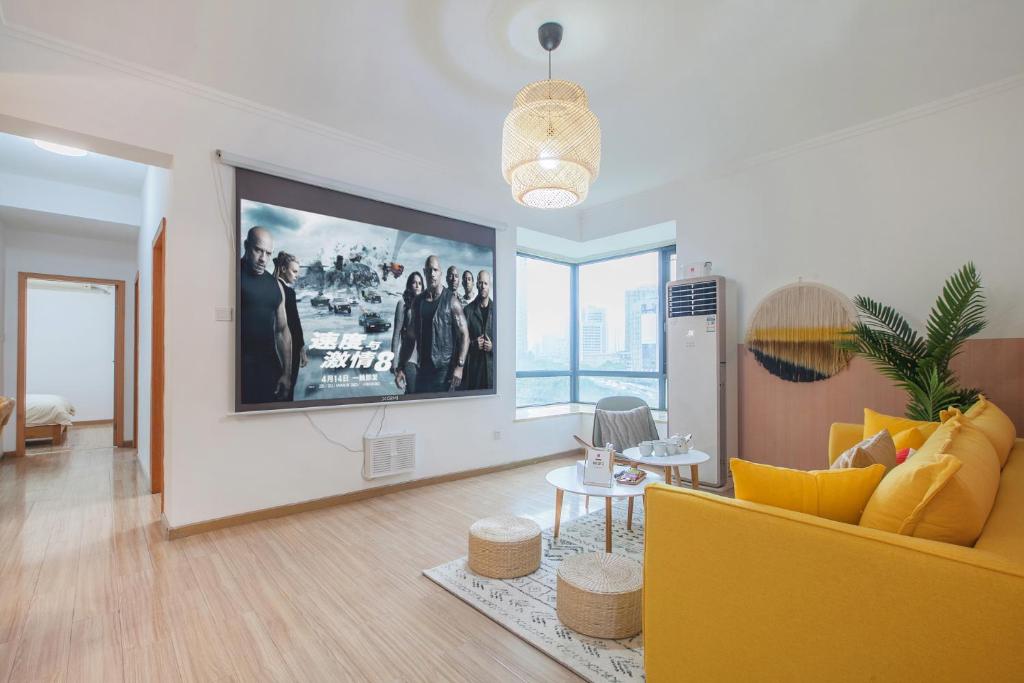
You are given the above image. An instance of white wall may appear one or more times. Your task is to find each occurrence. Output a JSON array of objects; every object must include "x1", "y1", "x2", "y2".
[
  {"x1": 580, "y1": 83, "x2": 1024, "y2": 340},
  {"x1": 26, "y1": 284, "x2": 115, "y2": 421},
  {"x1": 0, "y1": 28, "x2": 586, "y2": 526},
  {"x1": 2, "y1": 229, "x2": 137, "y2": 451}
]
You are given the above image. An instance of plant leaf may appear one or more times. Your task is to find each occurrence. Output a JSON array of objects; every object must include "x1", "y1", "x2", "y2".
[
  {"x1": 837, "y1": 263, "x2": 986, "y2": 421},
  {"x1": 925, "y1": 262, "x2": 987, "y2": 373}
]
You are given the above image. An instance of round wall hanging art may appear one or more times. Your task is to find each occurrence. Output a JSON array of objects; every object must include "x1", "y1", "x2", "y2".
[{"x1": 745, "y1": 282, "x2": 855, "y2": 382}]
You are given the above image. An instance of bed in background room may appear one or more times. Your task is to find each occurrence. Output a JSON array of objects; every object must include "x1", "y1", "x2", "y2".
[{"x1": 25, "y1": 394, "x2": 76, "y2": 445}]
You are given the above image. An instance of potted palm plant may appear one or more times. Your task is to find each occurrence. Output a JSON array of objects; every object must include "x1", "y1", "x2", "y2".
[{"x1": 837, "y1": 263, "x2": 986, "y2": 421}]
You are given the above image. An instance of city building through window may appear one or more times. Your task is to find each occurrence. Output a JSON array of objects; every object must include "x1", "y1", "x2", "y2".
[{"x1": 515, "y1": 246, "x2": 676, "y2": 408}]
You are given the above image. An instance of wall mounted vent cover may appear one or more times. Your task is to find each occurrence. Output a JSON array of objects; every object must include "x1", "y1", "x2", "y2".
[{"x1": 363, "y1": 432, "x2": 416, "y2": 479}]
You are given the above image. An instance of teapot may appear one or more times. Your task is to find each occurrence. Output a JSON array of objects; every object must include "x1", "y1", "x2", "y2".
[{"x1": 668, "y1": 433, "x2": 693, "y2": 454}]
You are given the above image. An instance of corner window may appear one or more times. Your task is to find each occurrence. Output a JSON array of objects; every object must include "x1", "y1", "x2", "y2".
[{"x1": 515, "y1": 246, "x2": 675, "y2": 409}]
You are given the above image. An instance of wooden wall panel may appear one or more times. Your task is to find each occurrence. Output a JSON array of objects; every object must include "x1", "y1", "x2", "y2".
[
  {"x1": 950, "y1": 339, "x2": 1024, "y2": 428},
  {"x1": 738, "y1": 338, "x2": 1024, "y2": 470}
]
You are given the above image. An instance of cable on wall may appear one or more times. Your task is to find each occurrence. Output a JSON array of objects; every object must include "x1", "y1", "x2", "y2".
[
  {"x1": 303, "y1": 406, "x2": 385, "y2": 453},
  {"x1": 210, "y1": 151, "x2": 237, "y2": 251}
]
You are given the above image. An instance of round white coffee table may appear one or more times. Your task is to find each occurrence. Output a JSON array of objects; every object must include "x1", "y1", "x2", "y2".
[
  {"x1": 545, "y1": 465, "x2": 661, "y2": 553},
  {"x1": 619, "y1": 447, "x2": 711, "y2": 489}
]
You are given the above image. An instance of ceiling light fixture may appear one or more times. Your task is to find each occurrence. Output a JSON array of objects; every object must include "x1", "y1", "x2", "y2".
[
  {"x1": 501, "y1": 22, "x2": 601, "y2": 209},
  {"x1": 33, "y1": 140, "x2": 88, "y2": 157}
]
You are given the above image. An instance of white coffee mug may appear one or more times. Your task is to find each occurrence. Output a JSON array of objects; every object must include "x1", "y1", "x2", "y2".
[
  {"x1": 653, "y1": 440, "x2": 669, "y2": 457},
  {"x1": 638, "y1": 441, "x2": 654, "y2": 456}
]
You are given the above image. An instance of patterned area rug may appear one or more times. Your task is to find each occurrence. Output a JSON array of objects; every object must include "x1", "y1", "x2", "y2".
[{"x1": 423, "y1": 504, "x2": 645, "y2": 682}]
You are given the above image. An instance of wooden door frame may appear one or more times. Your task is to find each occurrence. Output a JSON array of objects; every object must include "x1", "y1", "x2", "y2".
[
  {"x1": 131, "y1": 272, "x2": 140, "y2": 449},
  {"x1": 16, "y1": 272, "x2": 126, "y2": 456},
  {"x1": 150, "y1": 220, "x2": 166, "y2": 496}
]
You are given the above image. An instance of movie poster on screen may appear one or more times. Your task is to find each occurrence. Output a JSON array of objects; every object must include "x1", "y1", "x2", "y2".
[{"x1": 235, "y1": 169, "x2": 496, "y2": 412}]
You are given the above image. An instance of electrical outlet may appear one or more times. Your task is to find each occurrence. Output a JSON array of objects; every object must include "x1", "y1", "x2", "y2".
[
  {"x1": 493, "y1": 430, "x2": 502, "y2": 440},
  {"x1": 215, "y1": 306, "x2": 234, "y2": 322}
]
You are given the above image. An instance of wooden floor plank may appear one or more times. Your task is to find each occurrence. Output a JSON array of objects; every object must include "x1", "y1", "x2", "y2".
[
  {"x1": 66, "y1": 611, "x2": 125, "y2": 683},
  {"x1": 122, "y1": 638, "x2": 182, "y2": 683}
]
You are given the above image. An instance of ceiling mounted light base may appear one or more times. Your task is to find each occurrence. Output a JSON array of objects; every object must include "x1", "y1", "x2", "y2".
[
  {"x1": 538, "y1": 22, "x2": 563, "y2": 51},
  {"x1": 501, "y1": 23, "x2": 601, "y2": 210}
]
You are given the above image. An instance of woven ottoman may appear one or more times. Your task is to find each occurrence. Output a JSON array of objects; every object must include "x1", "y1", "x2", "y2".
[
  {"x1": 468, "y1": 515, "x2": 542, "y2": 579},
  {"x1": 557, "y1": 552, "x2": 643, "y2": 639}
]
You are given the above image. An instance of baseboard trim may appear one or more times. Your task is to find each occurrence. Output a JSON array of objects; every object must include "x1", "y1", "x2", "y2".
[
  {"x1": 122, "y1": 440, "x2": 135, "y2": 448},
  {"x1": 165, "y1": 448, "x2": 581, "y2": 540}
]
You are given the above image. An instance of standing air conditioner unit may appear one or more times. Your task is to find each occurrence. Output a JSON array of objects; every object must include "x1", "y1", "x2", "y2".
[{"x1": 666, "y1": 276, "x2": 729, "y2": 488}]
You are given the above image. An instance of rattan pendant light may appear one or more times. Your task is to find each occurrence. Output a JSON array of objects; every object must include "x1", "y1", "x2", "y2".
[{"x1": 501, "y1": 22, "x2": 601, "y2": 209}]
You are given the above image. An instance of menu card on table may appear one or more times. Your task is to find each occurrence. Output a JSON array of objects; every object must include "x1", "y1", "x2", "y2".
[{"x1": 582, "y1": 446, "x2": 614, "y2": 487}]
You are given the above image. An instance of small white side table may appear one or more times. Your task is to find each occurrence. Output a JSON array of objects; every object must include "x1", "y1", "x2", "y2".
[{"x1": 618, "y1": 447, "x2": 711, "y2": 489}]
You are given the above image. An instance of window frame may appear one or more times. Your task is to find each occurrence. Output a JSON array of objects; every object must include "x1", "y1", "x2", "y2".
[{"x1": 515, "y1": 245, "x2": 676, "y2": 409}]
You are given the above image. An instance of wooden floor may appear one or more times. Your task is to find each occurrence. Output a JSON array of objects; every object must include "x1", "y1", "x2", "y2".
[
  {"x1": 0, "y1": 432, "x2": 590, "y2": 682},
  {"x1": 24, "y1": 423, "x2": 113, "y2": 456}
]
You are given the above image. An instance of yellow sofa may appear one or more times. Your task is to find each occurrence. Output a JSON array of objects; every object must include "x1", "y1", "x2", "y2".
[{"x1": 643, "y1": 431, "x2": 1024, "y2": 682}]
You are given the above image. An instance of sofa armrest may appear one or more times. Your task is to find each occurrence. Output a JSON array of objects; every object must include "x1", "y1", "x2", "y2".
[
  {"x1": 643, "y1": 484, "x2": 1024, "y2": 682},
  {"x1": 827, "y1": 422, "x2": 863, "y2": 465}
]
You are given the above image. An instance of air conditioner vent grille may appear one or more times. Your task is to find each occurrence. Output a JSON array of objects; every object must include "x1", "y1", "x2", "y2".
[
  {"x1": 363, "y1": 433, "x2": 416, "y2": 479},
  {"x1": 668, "y1": 280, "x2": 718, "y2": 318}
]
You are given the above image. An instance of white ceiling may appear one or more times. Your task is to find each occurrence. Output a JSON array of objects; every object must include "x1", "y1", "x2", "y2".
[
  {"x1": 3, "y1": 1, "x2": 1024, "y2": 210},
  {"x1": 0, "y1": 131, "x2": 148, "y2": 196},
  {"x1": 518, "y1": 222, "x2": 675, "y2": 263},
  {"x1": 0, "y1": 205, "x2": 139, "y2": 243}
]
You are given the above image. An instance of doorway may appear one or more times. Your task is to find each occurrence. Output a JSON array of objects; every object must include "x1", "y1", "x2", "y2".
[{"x1": 16, "y1": 273, "x2": 126, "y2": 457}]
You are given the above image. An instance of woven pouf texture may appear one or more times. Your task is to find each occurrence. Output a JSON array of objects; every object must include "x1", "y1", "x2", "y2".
[
  {"x1": 468, "y1": 515, "x2": 542, "y2": 579},
  {"x1": 556, "y1": 552, "x2": 643, "y2": 639}
]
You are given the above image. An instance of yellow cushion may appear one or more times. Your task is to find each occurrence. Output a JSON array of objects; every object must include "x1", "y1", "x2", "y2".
[
  {"x1": 892, "y1": 426, "x2": 927, "y2": 451},
  {"x1": 859, "y1": 452, "x2": 962, "y2": 535},
  {"x1": 861, "y1": 417, "x2": 1000, "y2": 546},
  {"x1": 863, "y1": 408, "x2": 939, "y2": 442},
  {"x1": 828, "y1": 422, "x2": 864, "y2": 466},
  {"x1": 730, "y1": 458, "x2": 885, "y2": 524},
  {"x1": 965, "y1": 395, "x2": 1017, "y2": 468}
]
